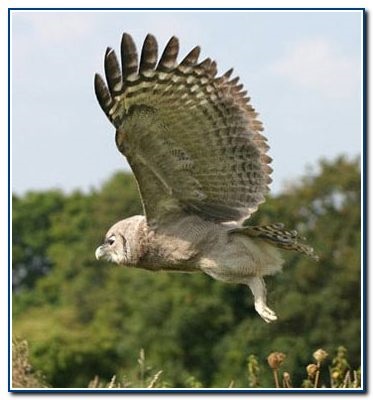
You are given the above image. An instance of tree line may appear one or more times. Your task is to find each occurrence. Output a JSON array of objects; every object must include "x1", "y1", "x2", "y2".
[{"x1": 12, "y1": 155, "x2": 361, "y2": 388}]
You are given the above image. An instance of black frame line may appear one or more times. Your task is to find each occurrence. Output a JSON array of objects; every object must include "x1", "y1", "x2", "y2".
[{"x1": 7, "y1": 7, "x2": 367, "y2": 394}]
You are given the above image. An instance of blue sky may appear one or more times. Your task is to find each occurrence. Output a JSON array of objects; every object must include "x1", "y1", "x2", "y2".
[{"x1": 11, "y1": 10, "x2": 362, "y2": 195}]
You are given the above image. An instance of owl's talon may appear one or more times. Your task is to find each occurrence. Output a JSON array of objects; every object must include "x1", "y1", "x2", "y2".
[{"x1": 255, "y1": 303, "x2": 278, "y2": 323}]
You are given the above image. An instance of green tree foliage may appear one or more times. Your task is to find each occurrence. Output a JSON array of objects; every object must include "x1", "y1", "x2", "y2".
[
  {"x1": 12, "y1": 156, "x2": 361, "y2": 388},
  {"x1": 12, "y1": 191, "x2": 65, "y2": 292}
]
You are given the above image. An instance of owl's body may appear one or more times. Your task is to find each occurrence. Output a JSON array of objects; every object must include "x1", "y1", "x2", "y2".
[
  {"x1": 94, "y1": 33, "x2": 317, "y2": 322},
  {"x1": 96, "y1": 214, "x2": 284, "y2": 322}
]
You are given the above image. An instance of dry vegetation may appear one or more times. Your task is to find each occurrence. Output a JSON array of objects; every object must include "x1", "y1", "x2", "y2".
[
  {"x1": 264, "y1": 347, "x2": 361, "y2": 389},
  {"x1": 12, "y1": 337, "x2": 360, "y2": 389},
  {"x1": 12, "y1": 338, "x2": 48, "y2": 388}
]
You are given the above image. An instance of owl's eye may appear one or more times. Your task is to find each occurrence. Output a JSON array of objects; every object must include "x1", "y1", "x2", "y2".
[{"x1": 106, "y1": 236, "x2": 116, "y2": 246}]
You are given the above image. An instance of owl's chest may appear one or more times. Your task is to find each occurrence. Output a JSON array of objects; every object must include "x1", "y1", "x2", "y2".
[
  {"x1": 138, "y1": 216, "x2": 221, "y2": 272},
  {"x1": 136, "y1": 232, "x2": 201, "y2": 273}
]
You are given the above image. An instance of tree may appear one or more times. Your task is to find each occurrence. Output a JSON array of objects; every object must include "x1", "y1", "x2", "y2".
[
  {"x1": 12, "y1": 156, "x2": 362, "y2": 388},
  {"x1": 12, "y1": 191, "x2": 65, "y2": 292}
]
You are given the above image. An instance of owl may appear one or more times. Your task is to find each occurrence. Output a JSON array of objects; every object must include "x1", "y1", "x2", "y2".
[{"x1": 94, "y1": 33, "x2": 318, "y2": 322}]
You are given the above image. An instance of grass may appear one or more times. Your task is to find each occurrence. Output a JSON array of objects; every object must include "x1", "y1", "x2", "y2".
[{"x1": 12, "y1": 336, "x2": 361, "y2": 389}]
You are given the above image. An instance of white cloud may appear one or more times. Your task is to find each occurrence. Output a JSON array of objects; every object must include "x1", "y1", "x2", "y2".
[
  {"x1": 13, "y1": 12, "x2": 97, "y2": 43},
  {"x1": 271, "y1": 37, "x2": 360, "y2": 99},
  {"x1": 11, "y1": 12, "x2": 100, "y2": 86}
]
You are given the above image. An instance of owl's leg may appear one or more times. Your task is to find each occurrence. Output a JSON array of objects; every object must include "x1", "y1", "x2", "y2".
[{"x1": 247, "y1": 277, "x2": 277, "y2": 323}]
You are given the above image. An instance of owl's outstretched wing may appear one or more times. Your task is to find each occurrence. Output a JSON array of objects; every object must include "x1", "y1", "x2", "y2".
[{"x1": 95, "y1": 33, "x2": 272, "y2": 225}]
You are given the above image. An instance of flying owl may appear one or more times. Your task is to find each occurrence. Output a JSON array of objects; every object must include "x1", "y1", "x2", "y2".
[{"x1": 94, "y1": 33, "x2": 318, "y2": 322}]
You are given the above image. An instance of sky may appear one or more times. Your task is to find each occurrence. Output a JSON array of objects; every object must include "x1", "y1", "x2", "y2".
[{"x1": 11, "y1": 10, "x2": 362, "y2": 196}]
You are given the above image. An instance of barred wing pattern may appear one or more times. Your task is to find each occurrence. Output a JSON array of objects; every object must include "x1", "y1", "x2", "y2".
[{"x1": 95, "y1": 33, "x2": 272, "y2": 224}]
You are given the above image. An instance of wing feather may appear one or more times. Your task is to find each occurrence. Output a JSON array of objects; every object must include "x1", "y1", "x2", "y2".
[
  {"x1": 94, "y1": 73, "x2": 113, "y2": 117},
  {"x1": 95, "y1": 33, "x2": 272, "y2": 225},
  {"x1": 121, "y1": 33, "x2": 138, "y2": 79},
  {"x1": 179, "y1": 46, "x2": 201, "y2": 67},
  {"x1": 139, "y1": 34, "x2": 158, "y2": 73},
  {"x1": 157, "y1": 36, "x2": 179, "y2": 71},
  {"x1": 104, "y1": 48, "x2": 122, "y2": 93}
]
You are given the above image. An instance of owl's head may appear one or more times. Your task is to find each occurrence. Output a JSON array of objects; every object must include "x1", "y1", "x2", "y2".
[{"x1": 95, "y1": 215, "x2": 147, "y2": 265}]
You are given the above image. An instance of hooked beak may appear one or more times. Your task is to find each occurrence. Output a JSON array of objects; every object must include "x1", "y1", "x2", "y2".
[{"x1": 95, "y1": 245, "x2": 107, "y2": 260}]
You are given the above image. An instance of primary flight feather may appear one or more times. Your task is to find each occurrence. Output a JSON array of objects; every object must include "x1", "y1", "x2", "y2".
[{"x1": 94, "y1": 33, "x2": 318, "y2": 322}]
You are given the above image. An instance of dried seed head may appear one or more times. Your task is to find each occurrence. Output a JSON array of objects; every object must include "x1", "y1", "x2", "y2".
[
  {"x1": 306, "y1": 363, "x2": 318, "y2": 378},
  {"x1": 267, "y1": 352, "x2": 286, "y2": 369},
  {"x1": 283, "y1": 371, "x2": 292, "y2": 388},
  {"x1": 331, "y1": 371, "x2": 340, "y2": 380},
  {"x1": 313, "y1": 348, "x2": 328, "y2": 363}
]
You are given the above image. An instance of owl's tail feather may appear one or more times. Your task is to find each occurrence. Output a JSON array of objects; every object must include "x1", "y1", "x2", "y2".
[{"x1": 228, "y1": 223, "x2": 319, "y2": 261}]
